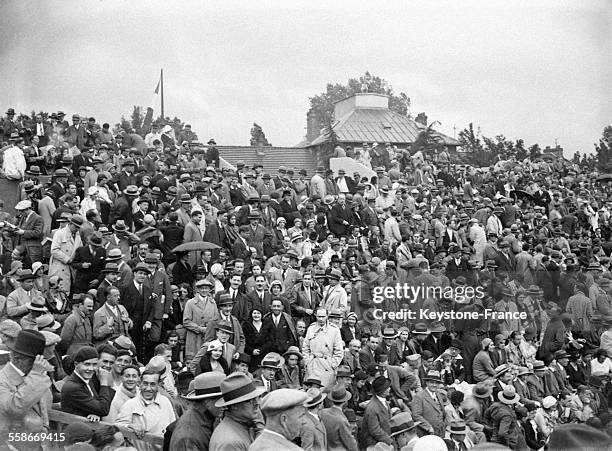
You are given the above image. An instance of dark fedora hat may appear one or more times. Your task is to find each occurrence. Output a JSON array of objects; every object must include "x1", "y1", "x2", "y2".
[
  {"x1": 328, "y1": 384, "x2": 352, "y2": 403},
  {"x1": 9, "y1": 330, "x2": 46, "y2": 358},
  {"x1": 372, "y1": 375, "x2": 391, "y2": 395}
]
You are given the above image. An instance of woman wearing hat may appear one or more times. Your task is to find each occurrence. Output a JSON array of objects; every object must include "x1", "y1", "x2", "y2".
[{"x1": 197, "y1": 340, "x2": 230, "y2": 376}]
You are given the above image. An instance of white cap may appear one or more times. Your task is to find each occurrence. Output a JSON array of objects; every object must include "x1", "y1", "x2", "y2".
[{"x1": 15, "y1": 200, "x2": 32, "y2": 210}]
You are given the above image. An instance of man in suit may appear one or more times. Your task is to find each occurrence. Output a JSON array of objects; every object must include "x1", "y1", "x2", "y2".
[
  {"x1": 301, "y1": 388, "x2": 328, "y2": 451},
  {"x1": 411, "y1": 370, "x2": 447, "y2": 437},
  {"x1": 116, "y1": 158, "x2": 137, "y2": 192},
  {"x1": 0, "y1": 330, "x2": 53, "y2": 439},
  {"x1": 92, "y1": 286, "x2": 132, "y2": 346},
  {"x1": 252, "y1": 354, "x2": 282, "y2": 393},
  {"x1": 60, "y1": 346, "x2": 115, "y2": 419},
  {"x1": 183, "y1": 210, "x2": 204, "y2": 268},
  {"x1": 494, "y1": 241, "x2": 515, "y2": 273},
  {"x1": 321, "y1": 269, "x2": 348, "y2": 316},
  {"x1": 232, "y1": 225, "x2": 252, "y2": 262},
  {"x1": 120, "y1": 263, "x2": 154, "y2": 362},
  {"x1": 6, "y1": 269, "x2": 43, "y2": 321},
  {"x1": 328, "y1": 194, "x2": 353, "y2": 237},
  {"x1": 359, "y1": 335, "x2": 379, "y2": 371},
  {"x1": 13, "y1": 200, "x2": 44, "y2": 264},
  {"x1": 145, "y1": 253, "x2": 173, "y2": 349},
  {"x1": 388, "y1": 327, "x2": 410, "y2": 366},
  {"x1": 64, "y1": 114, "x2": 88, "y2": 149},
  {"x1": 246, "y1": 274, "x2": 279, "y2": 316},
  {"x1": 421, "y1": 321, "x2": 450, "y2": 358},
  {"x1": 261, "y1": 298, "x2": 298, "y2": 356},
  {"x1": 291, "y1": 272, "x2": 322, "y2": 326},
  {"x1": 320, "y1": 384, "x2": 359, "y2": 451},
  {"x1": 268, "y1": 253, "x2": 301, "y2": 293},
  {"x1": 203, "y1": 293, "x2": 245, "y2": 356},
  {"x1": 71, "y1": 232, "x2": 107, "y2": 293},
  {"x1": 445, "y1": 244, "x2": 468, "y2": 280},
  {"x1": 359, "y1": 375, "x2": 393, "y2": 448},
  {"x1": 109, "y1": 186, "x2": 138, "y2": 228},
  {"x1": 203, "y1": 206, "x2": 228, "y2": 250},
  {"x1": 245, "y1": 212, "x2": 267, "y2": 260}
]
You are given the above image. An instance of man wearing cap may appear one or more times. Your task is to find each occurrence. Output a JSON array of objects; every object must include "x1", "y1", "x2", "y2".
[
  {"x1": 300, "y1": 387, "x2": 328, "y2": 451},
  {"x1": 302, "y1": 308, "x2": 345, "y2": 387},
  {"x1": 485, "y1": 386, "x2": 521, "y2": 449},
  {"x1": 248, "y1": 388, "x2": 308, "y2": 451},
  {"x1": 411, "y1": 370, "x2": 447, "y2": 437},
  {"x1": 183, "y1": 279, "x2": 219, "y2": 361},
  {"x1": 49, "y1": 213, "x2": 83, "y2": 293},
  {"x1": 170, "y1": 372, "x2": 224, "y2": 450},
  {"x1": 6, "y1": 269, "x2": 42, "y2": 321},
  {"x1": 278, "y1": 346, "x2": 303, "y2": 389},
  {"x1": 209, "y1": 372, "x2": 267, "y2": 451},
  {"x1": 109, "y1": 185, "x2": 139, "y2": 229},
  {"x1": 0, "y1": 330, "x2": 53, "y2": 441},
  {"x1": 321, "y1": 268, "x2": 348, "y2": 316}
]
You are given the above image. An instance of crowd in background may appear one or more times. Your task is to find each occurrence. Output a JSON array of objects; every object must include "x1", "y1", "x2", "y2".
[{"x1": 1, "y1": 106, "x2": 612, "y2": 450}]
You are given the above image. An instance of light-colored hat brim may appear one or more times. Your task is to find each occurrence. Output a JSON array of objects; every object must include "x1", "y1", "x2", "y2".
[{"x1": 182, "y1": 389, "x2": 223, "y2": 400}]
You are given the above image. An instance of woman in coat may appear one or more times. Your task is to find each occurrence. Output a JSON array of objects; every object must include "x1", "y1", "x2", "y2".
[
  {"x1": 242, "y1": 307, "x2": 266, "y2": 372},
  {"x1": 472, "y1": 338, "x2": 496, "y2": 382},
  {"x1": 223, "y1": 213, "x2": 241, "y2": 246},
  {"x1": 198, "y1": 340, "x2": 229, "y2": 376}
]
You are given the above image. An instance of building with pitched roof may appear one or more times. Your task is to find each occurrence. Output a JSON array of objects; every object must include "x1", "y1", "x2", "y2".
[{"x1": 306, "y1": 93, "x2": 459, "y2": 152}]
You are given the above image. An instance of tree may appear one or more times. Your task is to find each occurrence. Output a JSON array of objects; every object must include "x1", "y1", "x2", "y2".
[
  {"x1": 458, "y1": 123, "x2": 482, "y2": 153},
  {"x1": 250, "y1": 123, "x2": 272, "y2": 147},
  {"x1": 528, "y1": 143, "x2": 542, "y2": 160},
  {"x1": 130, "y1": 106, "x2": 144, "y2": 135},
  {"x1": 307, "y1": 72, "x2": 410, "y2": 142},
  {"x1": 595, "y1": 125, "x2": 612, "y2": 172},
  {"x1": 412, "y1": 121, "x2": 444, "y2": 154}
]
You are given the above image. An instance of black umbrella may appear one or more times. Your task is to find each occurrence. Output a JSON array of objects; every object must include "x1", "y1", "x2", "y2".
[
  {"x1": 172, "y1": 241, "x2": 221, "y2": 253},
  {"x1": 597, "y1": 174, "x2": 612, "y2": 182},
  {"x1": 510, "y1": 190, "x2": 534, "y2": 201}
]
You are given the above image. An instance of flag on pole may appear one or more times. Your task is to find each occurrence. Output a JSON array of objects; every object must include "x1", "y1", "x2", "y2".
[{"x1": 154, "y1": 77, "x2": 161, "y2": 95}]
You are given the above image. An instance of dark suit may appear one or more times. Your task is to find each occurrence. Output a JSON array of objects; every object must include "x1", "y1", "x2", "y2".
[
  {"x1": 291, "y1": 284, "x2": 322, "y2": 326},
  {"x1": 359, "y1": 347, "x2": 376, "y2": 371},
  {"x1": 60, "y1": 372, "x2": 114, "y2": 417},
  {"x1": 203, "y1": 220, "x2": 228, "y2": 249},
  {"x1": 359, "y1": 395, "x2": 392, "y2": 448},
  {"x1": 117, "y1": 171, "x2": 137, "y2": 192},
  {"x1": 120, "y1": 280, "x2": 154, "y2": 361},
  {"x1": 489, "y1": 348, "x2": 508, "y2": 368},
  {"x1": 260, "y1": 312, "x2": 298, "y2": 355},
  {"x1": 232, "y1": 237, "x2": 251, "y2": 261},
  {"x1": 445, "y1": 257, "x2": 468, "y2": 280},
  {"x1": 204, "y1": 315, "x2": 246, "y2": 353},
  {"x1": 421, "y1": 334, "x2": 450, "y2": 358},
  {"x1": 340, "y1": 324, "x2": 362, "y2": 347},
  {"x1": 17, "y1": 211, "x2": 44, "y2": 263},
  {"x1": 108, "y1": 195, "x2": 133, "y2": 228},
  {"x1": 494, "y1": 251, "x2": 516, "y2": 273},
  {"x1": 64, "y1": 124, "x2": 88, "y2": 149},
  {"x1": 72, "y1": 245, "x2": 106, "y2": 293},
  {"x1": 247, "y1": 290, "x2": 290, "y2": 316},
  {"x1": 328, "y1": 203, "x2": 353, "y2": 236}
]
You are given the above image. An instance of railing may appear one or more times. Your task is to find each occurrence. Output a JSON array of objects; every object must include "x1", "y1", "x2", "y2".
[{"x1": 48, "y1": 409, "x2": 164, "y2": 448}]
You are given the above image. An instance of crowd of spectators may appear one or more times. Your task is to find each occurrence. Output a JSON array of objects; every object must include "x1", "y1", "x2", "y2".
[{"x1": 1, "y1": 106, "x2": 612, "y2": 450}]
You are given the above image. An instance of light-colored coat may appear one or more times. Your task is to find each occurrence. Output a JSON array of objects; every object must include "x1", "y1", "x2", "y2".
[
  {"x1": 0, "y1": 362, "x2": 52, "y2": 435},
  {"x1": 321, "y1": 285, "x2": 348, "y2": 316},
  {"x1": 410, "y1": 389, "x2": 447, "y2": 437},
  {"x1": 49, "y1": 225, "x2": 82, "y2": 293},
  {"x1": 182, "y1": 295, "x2": 219, "y2": 360},
  {"x1": 249, "y1": 429, "x2": 304, "y2": 451},
  {"x1": 183, "y1": 220, "x2": 204, "y2": 268},
  {"x1": 302, "y1": 323, "x2": 344, "y2": 387},
  {"x1": 92, "y1": 303, "x2": 133, "y2": 346},
  {"x1": 210, "y1": 415, "x2": 254, "y2": 451}
]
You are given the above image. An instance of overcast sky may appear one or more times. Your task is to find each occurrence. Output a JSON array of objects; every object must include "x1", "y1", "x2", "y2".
[{"x1": 0, "y1": 0, "x2": 610, "y2": 155}]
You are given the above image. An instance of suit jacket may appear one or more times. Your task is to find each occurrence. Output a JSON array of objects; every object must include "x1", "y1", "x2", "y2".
[
  {"x1": 359, "y1": 395, "x2": 392, "y2": 448},
  {"x1": 421, "y1": 334, "x2": 451, "y2": 358},
  {"x1": 359, "y1": 347, "x2": 376, "y2": 371},
  {"x1": 183, "y1": 221, "x2": 204, "y2": 267},
  {"x1": 292, "y1": 283, "x2": 322, "y2": 325},
  {"x1": 108, "y1": 195, "x2": 133, "y2": 228},
  {"x1": 92, "y1": 303, "x2": 132, "y2": 345},
  {"x1": 268, "y1": 266, "x2": 301, "y2": 293},
  {"x1": 411, "y1": 388, "x2": 447, "y2": 437},
  {"x1": 203, "y1": 220, "x2": 227, "y2": 248},
  {"x1": 72, "y1": 245, "x2": 107, "y2": 293},
  {"x1": 120, "y1": 280, "x2": 154, "y2": 328},
  {"x1": 64, "y1": 124, "x2": 88, "y2": 149},
  {"x1": 247, "y1": 290, "x2": 291, "y2": 316},
  {"x1": 203, "y1": 315, "x2": 246, "y2": 353},
  {"x1": 252, "y1": 369, "x2": 280, "y2": 393},
  {"x1": 260, "y1": 312, "x2": 298, "y2": 355},
  {"x1": 301, "y1": 411, "x2": 328, "y2": 451},
  {"x1": 60, "y1": 372, "x2": 114, "y2": 417},
  {"x1": 328, "y1": 203, "x2": 353, "y2": 236},
  {"x1": 17, "y1": 211, "x2": 44, "y2": 258},
  {"x1": 320, "y1": 405, "x2": 359, "y2": 451},
  {"x1": 340, "y1": 324, "x2": 362, "y2": 347}
]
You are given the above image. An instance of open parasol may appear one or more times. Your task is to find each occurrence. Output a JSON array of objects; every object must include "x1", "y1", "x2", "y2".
[{"x1": 172, "y1": 241, "x2": 221, "y2": 253}]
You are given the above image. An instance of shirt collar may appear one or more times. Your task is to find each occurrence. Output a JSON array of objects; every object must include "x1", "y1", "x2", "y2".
[{"x1": 8, "y1": 362, "x2": 25, "y2": 377}]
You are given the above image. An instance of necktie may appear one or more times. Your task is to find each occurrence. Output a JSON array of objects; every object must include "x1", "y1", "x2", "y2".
[{"x1": 138, "y1": 284, "x2": 143, "y2": 296}]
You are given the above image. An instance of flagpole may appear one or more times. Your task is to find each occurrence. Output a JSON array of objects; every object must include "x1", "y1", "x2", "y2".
[{"x1": 160, "y1": 68, "x2": 165, "y2": 120}]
